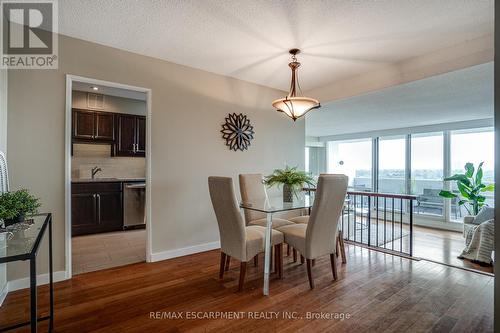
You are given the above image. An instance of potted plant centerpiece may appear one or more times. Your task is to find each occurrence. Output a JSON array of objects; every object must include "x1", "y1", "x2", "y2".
[
  {"x1": 439, "y1": 162, "x2": 494, "y2": 215},
  {"x1": 264, "y1": 166, "x2": 315, "y2": 203},
  {"x1": 0, "y1": 189, "x2": 41, "y2": 227}
]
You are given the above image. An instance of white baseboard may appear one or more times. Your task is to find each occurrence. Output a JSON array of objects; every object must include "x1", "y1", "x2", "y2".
[
  {"x1": 151, "y1": 241, "x2": 220, "y2": 262},
  {"x1": 0, "y1": 282, "x2": 7, "y2": 307},
  {"x1": 6, "y1": 271, "x2": 68, "y2": 293}
]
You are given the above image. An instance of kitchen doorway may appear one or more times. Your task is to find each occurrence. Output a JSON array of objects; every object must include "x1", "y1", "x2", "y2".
[{"x1": 65, "y1": 75, "x2": 152, "y2": 277}]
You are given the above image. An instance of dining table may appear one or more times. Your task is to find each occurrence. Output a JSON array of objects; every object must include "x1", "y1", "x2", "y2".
[{"x1": 240, "y1": 193, "x2": 314, "y2": 296}]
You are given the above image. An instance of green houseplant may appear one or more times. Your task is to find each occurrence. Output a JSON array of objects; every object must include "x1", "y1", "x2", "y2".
[
  {"x1": 439, "y1": 162, "x2": 494, "y2": 215},
  {"x1": 0, "y1": 189, "x2": 41, "y2": 227},
  {"x1": 264, "y1": 166, "x2": 315, "y2": 203}
]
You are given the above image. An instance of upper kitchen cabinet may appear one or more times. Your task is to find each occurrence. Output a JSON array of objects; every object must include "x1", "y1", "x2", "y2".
[
  {"x1": 116, "y1": 114, "x2": 146, "y2": 157},
  {"x1": 72, "y1": 108, "x2": 115, "y2": 143},
  {"x1": 95, "y1": 112, "x2": 115, "y2": 140}
]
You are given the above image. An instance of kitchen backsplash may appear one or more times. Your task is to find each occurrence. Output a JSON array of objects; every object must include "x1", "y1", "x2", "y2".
[{"x1": 72, "y1": 144, "x2": 146, "y2": 180}]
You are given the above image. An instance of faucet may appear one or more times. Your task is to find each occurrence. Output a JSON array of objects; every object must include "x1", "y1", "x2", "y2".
[{"x1": 91, "y1": 166, "x2": 102, "y2": 179}]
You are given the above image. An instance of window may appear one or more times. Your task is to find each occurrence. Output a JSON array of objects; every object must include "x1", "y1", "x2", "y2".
[
  {"x1": 323, "y1": 125, "x2": 494, "y2": 225},
  {"x1": 411, "y1": 133, "x2": 444, "y2": 216},
  {"x1": 328, "y1": 139, "x2": 372, "y2": 190},
  {"x1": 306, "y1": 146, "x2": 327, "y2": 177},
  {"x1": 451, "y1": 128, "x2": 494, "y2": 219},
  {"x1": 378, "y1": 136, "x2": 406, "y2": 194}
]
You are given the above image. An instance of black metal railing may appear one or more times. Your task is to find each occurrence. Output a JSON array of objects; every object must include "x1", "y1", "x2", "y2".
[
  {"x1": 304, "y1": 188, "x2": 416, "y2": 256},
  {"x1": 341, "y1": 191, "x2": 416, "y2": 256}
]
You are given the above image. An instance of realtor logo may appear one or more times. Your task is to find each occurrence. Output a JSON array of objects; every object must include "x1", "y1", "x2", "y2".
[{"x1": 0, "y1": 0, "x2": 58, "y2": 69}]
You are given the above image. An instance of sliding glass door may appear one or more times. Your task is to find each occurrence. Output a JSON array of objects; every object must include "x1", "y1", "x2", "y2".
[
  {"x1": 411, "y1": 133, "x2": 444, "y2": 217},
  {"x1": 327, "y1": 139, "x2": 372, "y2": 190},
  {"x1": 450, "y1": 128, "x2": 494, "y2": 220},
  {"x1": 378, "y1": 136, "x2": 406, "y2": 194}
]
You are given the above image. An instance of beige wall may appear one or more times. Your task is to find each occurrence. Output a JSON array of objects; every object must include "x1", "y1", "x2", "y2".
[
  {"x1": 72, "y1": 90, "x2": 146, "y2": 115},
  {"x1": 72, "y1": 144, "x2": 145, "y2": 180},
  {"x1": 7, "y1": 35, "x2": 304, "y2": 281}
]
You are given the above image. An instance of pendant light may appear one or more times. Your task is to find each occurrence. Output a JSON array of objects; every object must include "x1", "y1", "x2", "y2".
[{"x1": 272, "y1": 49, "x2": 320, "y2": 121}]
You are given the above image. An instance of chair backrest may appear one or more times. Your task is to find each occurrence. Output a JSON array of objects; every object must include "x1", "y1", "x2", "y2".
[
  {"x1": 306, "y1": 174, "x2": 348, "y2": 258},
  {"x1": 0, "y1": 150, "x2": 8, "y2": 194},
  {"x1": 239, "y1": 173, "x2": 266, "y2": 223},
  {"x1": 208, "y1": 176, "x2": 246, "y2": 259}
]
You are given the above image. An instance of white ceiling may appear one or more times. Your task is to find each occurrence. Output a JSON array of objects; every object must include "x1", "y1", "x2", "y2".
[
  {"x1": 59, "y1": 0, "x2": 493, "y2": 92},
  {"x1": 305, "y1": 62, "x2": 494, "y2": 137},
  {"x1": 72, "y1": 81, "x2": 147, "y2": 101}
]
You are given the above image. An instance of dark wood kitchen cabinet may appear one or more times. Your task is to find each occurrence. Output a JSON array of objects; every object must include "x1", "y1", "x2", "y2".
[
  {"x1": 72, "y1": 182, "x2": 123, "y2": 236},
  {"x1": 72, "y1": 109, "x2": 115, "y2": 143},
  {"x1": 116, "y1": 114, "x2": 146, "y2": 157}
]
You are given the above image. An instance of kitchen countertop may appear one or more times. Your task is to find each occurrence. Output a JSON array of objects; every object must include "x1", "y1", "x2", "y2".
[{"x1": 72, "y1": 178, "x2": 146, "y2": 183}]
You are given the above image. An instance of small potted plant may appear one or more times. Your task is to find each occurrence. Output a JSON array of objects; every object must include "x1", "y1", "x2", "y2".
[
  {"x1": 0, "y1": 189, "x2": 41, "y2": 227},
  {"x1": 439, "y1": 162, "x2": 494, "y2": 215},
  {"x1": 264, "y1": 166, "x2": 316, "y2": 203}
]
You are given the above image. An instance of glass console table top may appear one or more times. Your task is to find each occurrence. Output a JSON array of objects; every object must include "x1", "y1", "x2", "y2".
[
  {"x1": 240, "y1": 193, "x2": 314, "y2": 213},
  {"x1": 0, "y1": 214, "x2": 50, "y2": 262}
]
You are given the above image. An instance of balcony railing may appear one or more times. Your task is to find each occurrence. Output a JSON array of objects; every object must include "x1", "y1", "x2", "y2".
[{"x1": 305, "y1": 188, "x2": 416, "y2": 256}]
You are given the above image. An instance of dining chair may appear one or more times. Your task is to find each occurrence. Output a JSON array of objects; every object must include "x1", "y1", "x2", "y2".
[
  {"x1": 287, "y1": 185, "x2": 348, "y2": 264},
  {"x1": 278, "y1": 174, "x2": 348, "y2": 289},
  {"x1": 238, "y1": 173, "x2": 296, "y2": 228},
  {"x1": 208, "y1": 176, "x2": 284, "y2": 291},
  {"x1": 239, "y1": 173, "x2": 297, "y2": 264}
]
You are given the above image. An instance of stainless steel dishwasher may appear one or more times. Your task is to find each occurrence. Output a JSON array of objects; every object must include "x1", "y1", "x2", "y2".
[{"x1": 123, "y1": 182, "x2": 146, "y2": 228}]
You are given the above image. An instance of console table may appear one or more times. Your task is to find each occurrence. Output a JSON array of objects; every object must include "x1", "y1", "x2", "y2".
[{"x1": 0, "y1": 213, "x2": 54, "y2": 332}]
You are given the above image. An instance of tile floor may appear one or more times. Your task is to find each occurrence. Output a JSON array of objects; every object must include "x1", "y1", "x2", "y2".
[{"x1": 72, "y1": 229, "x2": 146, "y2": 275}]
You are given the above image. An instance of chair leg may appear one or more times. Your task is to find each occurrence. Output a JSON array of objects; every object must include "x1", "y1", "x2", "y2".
[
  {"x1": 219, "y1": 252, "x2": 226, "y2": 279},
  {"x1": 254, "y1": 255, "x2": 258, "y2": 267},
  {"x1": 293, "y1": 249, "x2": 297, "y2": 263},
  {"x1": 275, "y1": 244, "x2": 283, "y2": 279},
  {"x1": 330, "y1": 253, "x2": 338, "y2": 280},
  {"x1": 238, "y1": 262, "x2": 247, "y2": 291},
  {"x1": 312, "y1": 259, "x2": 316, "y2": 267},
  {"x1": 300, "y1": 255, "x2": 305, "y2": 264},
  {"x1": 225, "y1": 255, "x2": 231, "y2": 271},
  {"x1": 287, "y1": 244, "x2": 290, "y2": 256},
  {"x1": 306, "y1": 259, "x2": 314, "y2": 289},
  {"x1": 338, "y1": 230, "x2": 347, "y2": 264},
  {"x1": 335, "y1": 236, "x2": 340, "y2": 258}
]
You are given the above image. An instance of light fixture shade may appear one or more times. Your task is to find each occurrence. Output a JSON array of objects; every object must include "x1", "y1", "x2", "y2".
[
  {"x1": 272, "y1": 96, "x2": 320, "y2": 121},
  {"x1": 272, "y1": 49, "x2": 320, "y2": 121}
]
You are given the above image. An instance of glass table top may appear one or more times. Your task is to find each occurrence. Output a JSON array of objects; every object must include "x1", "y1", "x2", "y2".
[
  {"x1": 240, "y1": 193, "x2": 314, "y2": 213},
  {"x1": 0, "y1": 214, "x2": 50, "y2": 261}
]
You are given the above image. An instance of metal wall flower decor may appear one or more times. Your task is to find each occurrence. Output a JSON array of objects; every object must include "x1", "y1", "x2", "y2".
[{"x1": 221, "y1": 113, "x2": 254, "y2": 151}]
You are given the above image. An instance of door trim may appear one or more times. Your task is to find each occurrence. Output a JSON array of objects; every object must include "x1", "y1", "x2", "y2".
[{"x1": 65, "y1": 74, "x2": 153, "y2": 279}]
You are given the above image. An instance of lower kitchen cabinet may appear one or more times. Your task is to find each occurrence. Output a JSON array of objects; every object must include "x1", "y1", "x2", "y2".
[{"x1": 72, "y1": 182, "x2": 123, "y2": 236}]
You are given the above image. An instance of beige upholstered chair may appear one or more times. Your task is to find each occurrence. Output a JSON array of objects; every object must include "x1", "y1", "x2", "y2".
[
  {"x1": 238, "y1": 174, "x2": 295, "y2": 229},
  {"x1": 208, "y1": 176, "x2": 284, "y2": 291},
  {"x1": 288, "y1": 214, "x2": 347, "y2": 264},
  {"x1": 239, "y1": 173, "x2": 297, "y2": 264},
  {"x1": 278, "y1": 174, "x2": 348, "y2": 289}
]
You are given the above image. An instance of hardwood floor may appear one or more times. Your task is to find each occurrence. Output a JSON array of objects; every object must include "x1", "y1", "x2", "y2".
[
  {"x1": 0, "y1": 244, "x2": 492, "y2": 332},
  {"x1": 412, "y1": 226, "x2": 494, "y2": 274}
]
